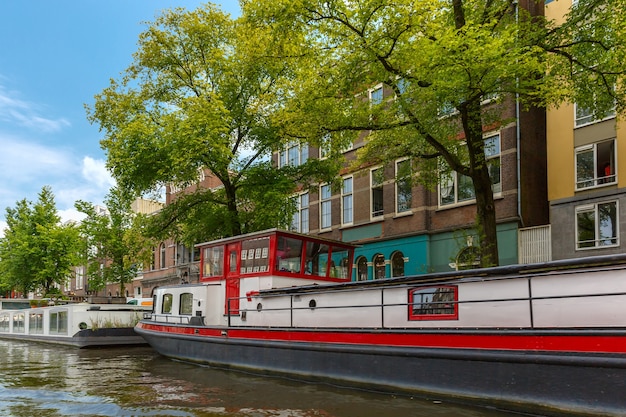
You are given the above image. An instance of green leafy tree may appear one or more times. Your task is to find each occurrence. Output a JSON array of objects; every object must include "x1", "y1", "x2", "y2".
[
  {"x1": 76, "y1": 187, "x2": 151, "y2": 297},
  {"x1": 0, "y1": 186, "x2": 80, "y2": 295},
  {"x1": 87, "y1": 4, "x2": 337, "y2": 244},
  {"x1": 242, "y1": 0, "x2": 626, "y2": 267}
]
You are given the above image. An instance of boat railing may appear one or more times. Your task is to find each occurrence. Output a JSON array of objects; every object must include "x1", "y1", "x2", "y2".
[{"x1": 148, "y1": 313, "x2": 198, "y2": 325}]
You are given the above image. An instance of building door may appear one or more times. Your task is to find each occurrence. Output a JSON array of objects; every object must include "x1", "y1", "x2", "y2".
[{"x1": 225, "y1": 242, "x2": 241, "y2": 315}]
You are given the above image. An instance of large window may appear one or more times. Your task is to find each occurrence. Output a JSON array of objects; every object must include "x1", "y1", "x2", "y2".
[
  {"x1": 439, "y1": 134, "x2": 501, "y2": 206},
  {"x1": 373, "y1": 253, "x2": 386, "y2": 279},
  {"x1": 241, "y1": 237, "x2": 270, "y2": 274},
  {"x1": 320, "y1": 184, "x2": 332, "y2": 229},
  {"x1": 202, "y1": 246, "x2": 224, "y2": 278},
  {"x1": 575, "y1": 139, "x2": 616, "y2": 190},
  {"x1": 575, "y1": 102, "x2": 616, "y2": 127},
  {"x1": 291, "y1": 192, "x2": 309, "y2": 233},
  {"x1": 396, "y1": 160, "x2": 412, "y2": 213},
  {"x1": 576, "y1": 201, "x2": 618, "y2": 249},
  {"x1": 279, "y1": 142, "x2": 308, "y2": 167},
  {"x1": 371, "y1": 168, "x2": 384, "y2": 218},
  {"x1": 342, "y1": 177, "x2": 353, "y2": 225},
  {"x1": 409, "y1": 286, "x2": 458, "y2": 321},
  {"x1": 162, "y1": 294, "x2": 173, "y2": 314},
  {"x1": 50, "y1": 309, "x2": 68, "y2": 334}
]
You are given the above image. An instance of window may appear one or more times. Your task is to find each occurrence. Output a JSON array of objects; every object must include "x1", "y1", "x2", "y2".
[
  {"x1": 0, "y1": 314, "x2": 9, "y2": 332},
  {"x1": 241, "y1": 237, "x2": 270, "y2": 274},
  {"x1": 439, "y1": 134, "x2": 501, "y2": 206},
  {"x1": 575, "y1": 102, "x2": 616, "y2": 127},
  {"x1": 279, "y1": 142, "x2": 308, "y2": 167},
  {"x1": 456, "y1": 246, "x2": 481, "y2": 270},
  {"x1": 575, "y1": 139, "x2": 616, "y2": 190},
  {"x1": 49, "y1": 310, "x2": 68, "y2": 334},
  {"x1": 180, "y1": 293, "x2": 193, "y2": 315},
  {"x1": 409, "y1": 286, "x2": 458, "y2": 321},
  {"x1": 202, "y1": 246, "x2": 224, "y2": 277},
  {"x1": 320, "y1": 184, "x2": 332, "y2": 229},
  {"x1": 369, "y1": 85, "x2": 383, "y2": 105},
  {"x1": 395, "y1": 160, "x2": 412, "y2": 213},
  {"x1": 150, "y1": 247, "x2": 156, "y2": 270},
  {"x1": 28, "y1": 312, "x2": 44, "y2": 334},
  {"x1": 162, "y1": 294, "x2": 173, "y2": 314},
  {"x1": 291, "y1": 192, "x2": 309, "y2": 233},
  {"x1": 371, "y1": 168, "x2": 384, "y2": 218},
  {"x1": 342, "y1": 177, "x2": 353, "y2": 225},
  {"x1": 373, "y1": 254, "x2": 386, "y2": 279},
  {"x1": 356, "y1": 256, "x2": 368, "y2": 281},
  {"x1": 576, "y1": 201, "x2": 618, "y2": 249},
  {"x1": 391, "y1": 251, "x2": 405, "y2": 277},
  {"x1": 159, "y1": 244, "x2": 166, "y2": 269},
  {"x1": 304, "y1": 241, "x2": 330, "y2": 276},
  {"x1": 13, "y1": 313, "x2": 24, "y2": 333}
]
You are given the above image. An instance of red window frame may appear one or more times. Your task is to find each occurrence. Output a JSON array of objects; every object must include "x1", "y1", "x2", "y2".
[{"x1": 408, "y1": 285, "x2": 458, "y2": 321}]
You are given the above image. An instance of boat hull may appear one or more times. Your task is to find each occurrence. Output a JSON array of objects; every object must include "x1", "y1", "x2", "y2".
[
  {"x1": 136, "y1": 323, "x2": 626, "y2": 417},
  {"x1": 0, "y1": 327, "x2": 147, "y2": 348}
]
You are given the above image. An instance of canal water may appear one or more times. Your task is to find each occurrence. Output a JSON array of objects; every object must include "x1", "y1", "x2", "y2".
[{"x1": 0, "y1": 340, "x2": 534, "y2": 417}]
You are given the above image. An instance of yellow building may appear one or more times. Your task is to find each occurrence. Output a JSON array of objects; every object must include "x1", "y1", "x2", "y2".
[{"x1": 546, "y1": 0, "x2": 626, "y2": 260}]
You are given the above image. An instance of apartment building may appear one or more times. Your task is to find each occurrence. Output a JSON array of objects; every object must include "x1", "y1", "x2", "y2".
[
  {"x1": 545, "y1": 0, "x2": 626, "y2": 260},
  {"x1": 277, "y1": 86, "x2": 548, "y2": 278}
]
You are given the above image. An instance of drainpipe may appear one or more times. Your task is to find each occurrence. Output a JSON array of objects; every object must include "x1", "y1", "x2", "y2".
[{"x1": 514, "y1": 0, "x2": 525, "y2": 228}]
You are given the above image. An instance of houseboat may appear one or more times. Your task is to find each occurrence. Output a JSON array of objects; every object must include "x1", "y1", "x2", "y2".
[
  {"x1": 135, "y1": 229, "x2": 626, "y2": 416},
  {"x1": 0, "y1": 301, "x2": 150, "y2": 348}
]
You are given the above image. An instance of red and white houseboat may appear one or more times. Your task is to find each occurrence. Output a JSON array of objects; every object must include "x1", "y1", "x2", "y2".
[{"x1": 136, "y1": 229, "x2": 626, "y2": 416}]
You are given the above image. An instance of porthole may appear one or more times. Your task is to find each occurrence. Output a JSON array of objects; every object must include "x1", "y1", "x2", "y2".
[
  {"x1": 309, "y1": 299, "x2": 317, "y2": 309},
  {"x1": 256, "y1": 303, "x2": 263, "y2": 312},
  {"x1": 79, "y1": 322, "x2": 87, "y2": 330}
]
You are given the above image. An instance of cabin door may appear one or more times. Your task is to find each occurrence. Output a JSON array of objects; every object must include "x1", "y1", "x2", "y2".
[{"x1": 225, "y1": 242, "x2": 241, "y2": 315}]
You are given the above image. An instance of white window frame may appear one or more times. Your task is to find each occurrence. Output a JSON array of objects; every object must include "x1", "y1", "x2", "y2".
[
  {"x1": 369, "y1": 84, "x2": 384, "y2": 105},
  {"x1": 576, "y1": 200, "x2": 619, "y2": 250},
  {"x1": 575, "y1": 101, "x2": 616, "y2": 128},
  {"x1": 371, "y1": 167, "x2": 384, "y2": 219},
  {"x1": 320, "y1": 184, "x2": 332, "y2": 230},
  {"x1": 438, "y1": 133, "x2": 501, "y2": 207},
  {"x1": 575, "y1": 139, "x2": 617, "y2": 190},
  {"x1": 341, "y1": 176, "x2": 353, "y2": 226},
  {"x1": 279, "y1": 142, "x2": 308, "y2": 167},
  {"x1": 395, "y1": 159, "x2": 412, "y2": 214},
  {"x1": 290, "y1": 192, "x2": 309, "y2": 233}
]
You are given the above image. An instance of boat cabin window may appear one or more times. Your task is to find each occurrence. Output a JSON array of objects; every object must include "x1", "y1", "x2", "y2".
[
  {"x1": 162, "y1": 294, "x2": 173, "y2": 314},
  {"x1": 304, "y1": 242, "x2": 330, "y2": 276},
  {"x1": 277, "y1": 236, "x2": 304, "y2": 273},
  {"x1": 203, "y1": 246, "x2": 224, "y2": 277},
  {"x1": 13, "y1": 313, "x2": 25, "y2": 333},
  {"x1": 0, "y1": 314, "x2": 9, "y2": 332},
  {"x1": 180, "y1": 293, "x2": 193, "y2": 315},
  {"x1": 241, "y1": 237, "x2": 270, "y2": 274},
  {"x1": 408, "y1": 286, "x2": 458, "y2": 321},
  {"x1": 29, "y1": 312, "x2": 44, "y2": 334},
  {"x1": 50, "y1": 310, "x2": 68, "y2": 334}
]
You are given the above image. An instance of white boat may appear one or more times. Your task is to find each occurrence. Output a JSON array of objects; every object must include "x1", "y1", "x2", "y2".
[
  {"x1": 0, "y1": 301, "x2": 150, "y2": 348},
  {"x1": 135, "y1": 229, "x2": 626, "y2": 416}
]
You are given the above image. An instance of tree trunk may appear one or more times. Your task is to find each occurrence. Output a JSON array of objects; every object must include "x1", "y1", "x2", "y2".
[{"x1": 462, "y1": 100, "x2": 500, "y2": 267}]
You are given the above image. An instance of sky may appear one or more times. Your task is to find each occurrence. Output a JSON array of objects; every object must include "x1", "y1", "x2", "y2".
[{"x1": 0, "y1": 0, "x2": 241, "y2": 237}]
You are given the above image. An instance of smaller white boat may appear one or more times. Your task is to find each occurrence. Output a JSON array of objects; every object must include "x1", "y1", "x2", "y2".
[{"x1": 0, "y1": 301, "x2": 151, "y2": 348}]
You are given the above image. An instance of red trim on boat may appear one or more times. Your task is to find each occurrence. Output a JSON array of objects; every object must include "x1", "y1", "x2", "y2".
[{"x1": 136, "y1": 322, "x2": 626, "y2": 354}]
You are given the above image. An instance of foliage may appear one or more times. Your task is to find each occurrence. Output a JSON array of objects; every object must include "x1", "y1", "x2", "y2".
[
  {"x1": 76, "y1": 187, "x2": 152, "y2": 296},
  {"x1": 87, "y1": 4, "x2": 337, "y2": 244},
  {"x1": 242, "y1": 0, "x2": 626, "y2": 266},
  {"x1": 0, "y1": 186, "x2": 81, "y2": 295}
]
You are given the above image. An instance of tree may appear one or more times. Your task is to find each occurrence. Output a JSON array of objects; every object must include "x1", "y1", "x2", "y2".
[
  {"x1": 0, "y1": 186, "x2": 80, "y2": 295},
  {"x1": 241, "y1": 0, "x2": 626, "y2": 267},
  {"x1": 76, "y1": 187, "x2": 151, "y2": 297},
  {"x1": 87, "y1": 4, "x2": 337, "y2": 244}
]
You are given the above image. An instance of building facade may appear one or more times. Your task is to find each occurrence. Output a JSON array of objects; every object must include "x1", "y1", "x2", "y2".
[
  {"x1": 545, "y1": 0, "x2": 626, "y2": 260},
  {"x1": 277, "y1": 86, "x2": 548, "y2": 278}
]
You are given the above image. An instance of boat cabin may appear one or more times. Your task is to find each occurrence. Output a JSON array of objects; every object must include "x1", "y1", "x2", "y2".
[{"x1": 146, "y1": 230, "x2": 356, "y2": 324}]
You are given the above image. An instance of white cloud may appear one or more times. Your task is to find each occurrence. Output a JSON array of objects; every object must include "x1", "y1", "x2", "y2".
[
  {"x1": 0, "y1": 85, "x2": 70, "y2": 133},
  {"x1": 82, "y1": 156, "x2": 115, "y2": 190}
]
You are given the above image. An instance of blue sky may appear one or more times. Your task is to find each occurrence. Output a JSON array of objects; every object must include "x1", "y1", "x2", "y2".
[{"x1": 0, "y1": 1, "x2": 240, "y2": 236}]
